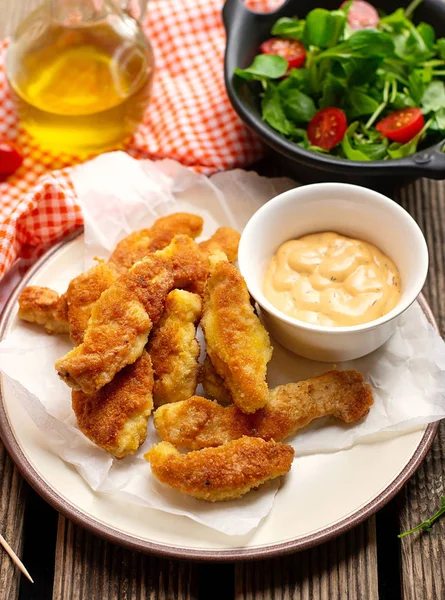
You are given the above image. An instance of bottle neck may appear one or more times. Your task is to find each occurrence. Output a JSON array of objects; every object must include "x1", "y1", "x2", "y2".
[{"x1": 49, "y1": 0, "x2": 109, "y2": 25}]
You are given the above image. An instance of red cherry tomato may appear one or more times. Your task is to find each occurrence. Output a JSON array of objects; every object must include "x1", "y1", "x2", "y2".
[
  {"x1": 260, "y1": 38, "x2": 306, "y2": 69},
  {"x1": 376, "y1": 108, "x2": 425, "y2": 144},
  {"x1": 0, "y1": 141, "x2": 23, "y2": 177},
  {"x1": 307, "y1": 108, "x2": 348, "y2": 151},
  {"x1": 341, "y1": 0, "x2": 379, "y2": 30}
]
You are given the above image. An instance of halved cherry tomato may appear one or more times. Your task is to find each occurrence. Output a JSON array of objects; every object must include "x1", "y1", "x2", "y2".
[
  {"x1": 376, "y1": 108, "x2": 425, "y2": 144},
  {"x1": 341, "y1": 0, "x2": 379, "y2": 30},
  {"x1": 307, "y1": 108, "x2": 348, "y2": 151},
  {"x1": 0, "y1": 140, "x2": 23, "y2": 177},
  {"x1": 260, "y1": 38, "x2": 306, "y2": 69}
]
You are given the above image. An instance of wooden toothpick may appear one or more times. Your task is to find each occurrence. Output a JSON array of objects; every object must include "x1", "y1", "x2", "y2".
[{"x1": 0, "y1": 532, "x2": 33, "y2": 583}]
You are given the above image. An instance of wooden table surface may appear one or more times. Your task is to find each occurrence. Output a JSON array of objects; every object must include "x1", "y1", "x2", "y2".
[{"x1": 1, "y1": 2, "x2": 445, "y2": 600}]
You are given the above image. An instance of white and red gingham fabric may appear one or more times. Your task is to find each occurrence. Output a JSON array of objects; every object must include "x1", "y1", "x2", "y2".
[{"x1": 0, "y1": 0, "x2": 282, "y2": 295}]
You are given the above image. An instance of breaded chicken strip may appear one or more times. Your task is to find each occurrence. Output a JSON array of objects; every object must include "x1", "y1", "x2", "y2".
[
  {"x1": 109, "y1": 213, "x2": 204, "y2": 272},
  {"x1": 64, "y1": 261, "x2": 121, "y2": 345},
  {"x1": 154, "y1": 370, "x2": 374, "y2": 450},
  {"x1": 198, "y1": 227, "x2": 240, "y2": 263},
  {"x1": 148, "y1": 290, "x2": 202, "y2": 406},
  {"x1": 55, "y1": 235, "x2": 206, "y2": 394},
  {"x1": 200, "y1": 354, "x2": 232, "y2": 405},
  {"x1": 145, "y1": 436, "x2": 294, "y2": 502},
  {"x1": 18, "y1": 286, "x2": 69, "y2": 335},
  {"x1": 201, "y1": 255, "x2": 273, "y2": 413},
  {"x1": 18, "y1": 213, "x2": 204, "y2": 341},
  {"x1": 72, "y1": 351, "x2": 154, "y2": 458}
]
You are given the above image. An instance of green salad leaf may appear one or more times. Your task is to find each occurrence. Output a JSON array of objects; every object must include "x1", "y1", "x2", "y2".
[
  {"x1": 304, "y1": 8, "x2": 347, "y2": 48},
  {"x1": 235, "y1": 54, "x2": 288, "y2": 80},
  {"x1": 318, "y1": 30, "x2": 395, "y2": 61},
  {"x1": 319, "y1": 73, "x2": 347, "y2": 109},
  {"x1": 342, "y1": 122, "x2": 388, "y2": 160},
  {"x1": 281, "y1": 88, "x2": 317, "y2": 122},
  {"x1": 418, "y1": 22, "x2": 436, "y2": 50},
  {"x1": 261, "y1": 84, "x2": 295, "y2": 134},
  {"x1": 421, "y1": 80, "x2": 445, "y2": 113},
  {"x1": 278, "y1": 68, "x2": 310, "y2": 92},
  {"x1": 432, "y1": 107, "x2": 445, "y2": 130},
  {"x1": 234, "y1": 0, "x2": 445, "y2": 161},
  {"x1": 349, "y1": 90, "x2": 380, "y2": 117},
  {"x1": 436, "y1": 38, "x2": 445, "y2": 60},
  {"x1": 271, "y1": 17, "x2": 305, "y2": 41}
]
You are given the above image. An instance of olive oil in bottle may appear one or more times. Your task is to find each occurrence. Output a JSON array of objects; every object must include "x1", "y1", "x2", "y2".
[{"x1": 6, "y1": 1, "x2": 154, "y2": 154}]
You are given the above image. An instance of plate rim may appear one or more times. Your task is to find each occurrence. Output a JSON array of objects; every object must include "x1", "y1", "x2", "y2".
[{"x1": 0, "y1": 231, "x2": 439, "y2": 561}]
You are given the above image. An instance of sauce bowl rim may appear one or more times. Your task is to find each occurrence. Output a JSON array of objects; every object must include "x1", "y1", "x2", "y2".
[{"x1": 238, "y1": 182, "x2": 429, "y2": 335}]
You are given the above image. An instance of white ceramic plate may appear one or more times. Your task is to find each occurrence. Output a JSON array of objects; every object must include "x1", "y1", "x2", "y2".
[{"x1": 0, "y1": 232, "x2": 437, "y2": 560}]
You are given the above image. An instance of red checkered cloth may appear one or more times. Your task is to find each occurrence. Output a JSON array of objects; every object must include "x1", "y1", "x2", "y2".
[{"x1": 0, "y1": 0, "x2": 281, "y2": 295}]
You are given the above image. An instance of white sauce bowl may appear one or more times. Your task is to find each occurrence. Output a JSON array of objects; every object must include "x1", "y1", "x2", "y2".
[{"x1": 238, "y1": 182, "x2": 429, "y2": 362}]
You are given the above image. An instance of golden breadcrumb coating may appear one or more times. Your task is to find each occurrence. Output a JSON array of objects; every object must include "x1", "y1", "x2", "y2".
[
  {"x1": 154, "y1": 370, "x2": 374, "y2": 450},
  {"x1": 55, "y1": 235, "x2": 206, "y2": 394},
  {"x1": 109, "y1": 213, "x2": 204, "y2": 271},
  {"x1": 200, "y1": 354, "x2": 232, "y2": 405},
  {"x1": 64, "y1": 261, "x2": 121, "y2": 345},
  {"x1": 145, "y1": 436, "x2": 294, "y2": 501},
  {"x1": 18, "y1": 213, "x2": 203, "y2": 342},
  {"x1": 72, "y1": 351, "x2": 154, "y2": 458},
  {"x1": 198, "y1": 227, "x2": 240, "y2": 263},
  {"x1": 148, "y1": 290, "x2": 202, "y2": 407},
  {"x1": 18, "y1": 287, "x2": 69, "y2": 335},
  {"x1": 201, "y1": 255, "x2": 273, "y2": 413}
]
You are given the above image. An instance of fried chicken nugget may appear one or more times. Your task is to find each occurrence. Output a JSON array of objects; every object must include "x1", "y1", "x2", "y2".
[
  {"x1": 154, "y1": 370, "x2": 374, "y2": 450},
  {"x1": 18, "y1": 213, "x2": 204, "y2": 341},
  {"x1": 109, "y1": 213, "x2": 204, "y2": 271},
  {"x1": 201, "y1": 255, "x2": 273, "y2": 413},
  {"x1": 198, "y1": 227, "x2": 240, "y2": 263},
  {"x1": 55, "y1": 235, "x2": 206, "y2": 394},
  {"x1": 199, "y1": 354, "x2": 232, "y2": 405},
  {"x1": 145, "y1": 436, "x2": 294, "y2": 502},
  {"x1": 148, "y1": 290, "x2": 202, "y2": 407},
  {"x1": 18, "y1": 287, "x2": 69, "y2": 335},
  {"x1": 72, "y1": 351, "x2": 154, "y2": 458},
  {"x1": 64, "y1": 261, "x2": 121, "y2": 345}
]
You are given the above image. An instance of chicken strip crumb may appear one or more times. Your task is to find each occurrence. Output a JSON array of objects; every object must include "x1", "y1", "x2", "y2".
[
  {"x1": 149, "y1": 289, "x2": 202, "y2": 407},
  {"x1": 201, "y1": 255, "x2": 272, "y2": 413},
  {"x1": 55, "y1": 235, "x2": 206, "y2": 394},
  {"x1": 109, "y1": 213, "x2": 204, "y2": 271},
  {"x1": 198, "y1": 227, "x2": 240, "y2": 263},
  {"x1": 72, "y1": 351, "x2": 154, "y2": 458},
  {"x1": 145, "y1": 436, "x2": 294, "y2": 502},
  {"x1": 64, "y1": 261, "x2": 121, "y2": 345},
  {"x1": 200, "y1": 354, "x2": 232, "y2": 405},
  {"x1": 18, "y1": 287, "x2": 69, "y2": 335},
  {"x1": 154, "y1": 370, "x2": 374, "y2": 450}
]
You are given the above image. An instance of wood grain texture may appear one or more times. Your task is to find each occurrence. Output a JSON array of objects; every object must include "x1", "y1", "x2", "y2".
[
  {"x1": 52, "y1": 516, "x2": 200, "y2": 600},
  {"x1": 235, "y1": 518, "x2": 378, "y2": 600},
  {"x1": 0, "y1": 443, "x2": 27, "y2": 600},
  {"x1": 397, "y1": 179, "x2": 445, "y2": 600}
]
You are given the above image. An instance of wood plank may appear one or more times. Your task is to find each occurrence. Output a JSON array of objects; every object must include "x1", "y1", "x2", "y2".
[
  {"x1": 0, "y1": 443, "x2": 27, "y2": 600},
  {"x1": 235, "y1": 518, "x2": 378, "y2": 600},
  {"x1": 397, "y1": 179, "x2": 445, "y2": 600},
  {"x1": 52, "y1": 516, "x2": 200, "y2": 600}
]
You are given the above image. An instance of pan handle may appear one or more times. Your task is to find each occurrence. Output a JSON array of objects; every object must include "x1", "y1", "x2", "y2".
[
  {"x1": 223, "y1": 0, "x2": 294, "y2": 36},
  {"x1": 222, "y1": 0, "x2": 249, "y2": 35},
  {"x1": 404, "y1": 141, "x2": 445, "y2": 180}
]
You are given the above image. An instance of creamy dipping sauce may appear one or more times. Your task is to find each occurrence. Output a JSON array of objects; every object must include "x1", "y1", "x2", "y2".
[{"x1": 263, "y1": 232, "x2": 401, "y2": 327}]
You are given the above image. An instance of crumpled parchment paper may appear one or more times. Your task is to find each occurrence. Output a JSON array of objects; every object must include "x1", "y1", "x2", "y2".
[{"x1": 1, "y1": 152, "x2": 444, "y2": 535}]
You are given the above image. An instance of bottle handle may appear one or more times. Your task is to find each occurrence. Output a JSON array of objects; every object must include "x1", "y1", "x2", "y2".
[{"x1": 123, "y1": 0, "x2": 147, "y2": 23}]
